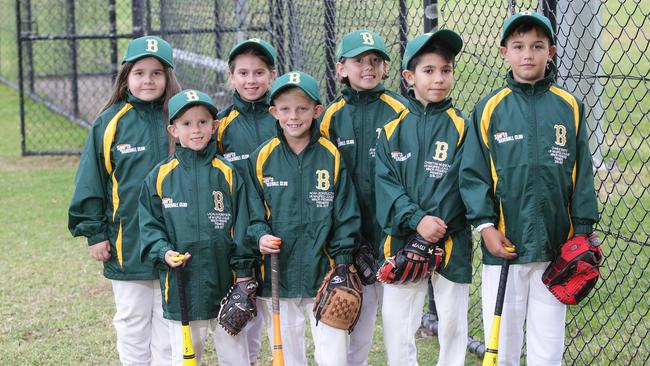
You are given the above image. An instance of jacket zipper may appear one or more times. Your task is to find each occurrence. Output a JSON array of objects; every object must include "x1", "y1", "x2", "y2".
[{"x1": 151, "y1": 103, "x2": 161, "y2": 163}]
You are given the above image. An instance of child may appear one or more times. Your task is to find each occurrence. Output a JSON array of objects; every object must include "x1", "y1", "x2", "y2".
[
  {"x1": 374, "y1": 30, "x2": 471, "y2": 366},
  {"x1": 246, "y1": 71, "x2": 361, "y2": 366},
  {"x1": 139, "y1": 89, "x2": 256, "y2": 365},
  {"x1": 319, "y1": 29, "x2": 407, "y2": 365},
  {"x1": 217, "y1": 37, "x2": 277, "y2": 366},
  {"x1": 217, "y1": 38, "x2": 277, "y2": 173},
  {"x1": 459, "y1": 12, "x2": 599, "y2": 366},
  {"x1": 68, "y1": 35, "x2": 180, "y2": 365}
]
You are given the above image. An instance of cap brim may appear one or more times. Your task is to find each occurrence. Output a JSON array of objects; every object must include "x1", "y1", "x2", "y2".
[
  {"x1": 501, "y1": 16, "x2": 555, "y2": 45},
  {"x1": 229, "y1": 42, "x2": 276, "y2": 66},
  {"x1": 169, "y1": 101, "x2": 218, "y2": 123},
  {"x1": 122, "y1": 53, "x2": 173, "y2": 68},
  {"x1": 338, "y1": 46, "x2": 391, "y2": 62}
]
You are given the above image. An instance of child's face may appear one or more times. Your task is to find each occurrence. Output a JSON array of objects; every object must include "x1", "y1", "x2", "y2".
[
  {"x1": 228, "y1": 53, "x2": 276, "y2": 102},
  {"x1": 167, "y1": 105, "x2": 217, "y2": 151},
  {"x1": 128, "y1": 57, "x2": 167, "y2": 101},
  {"x1": 270, "y1": 89, "x2": 323, "y2": 142},
  {"x1": 402, "y1": 52, "x2": 454, "y2": 105},
  {"x1": 500, "y1": 28, "x2": 556, "y2": 84},
  {"x1": 336, "y1": 51, "x2": 387, "y2": 91}
]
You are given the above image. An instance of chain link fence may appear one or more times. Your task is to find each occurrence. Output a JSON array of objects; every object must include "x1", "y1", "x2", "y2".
[{"x1": 5, "y1": 0, "x2": 649, "y2": 364}]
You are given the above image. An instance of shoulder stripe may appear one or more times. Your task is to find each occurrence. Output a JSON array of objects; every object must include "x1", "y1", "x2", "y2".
[
  {"x1": 103, "y1": 103, "x2": 133, "y2": 175},
  {"x1": 256, "y1": 137, "x2": 282, "y2": 188},
  {"x1": 446, "y1": 108, "x2": 466, "y2": 146},
  {"x1": 318, "y1": 137, "x2": 341, "y2": 184},
  {"x1": 549, "y1": 86, "x2": 580, "y2": 193},
  {"x1": 211, "y1": 158, "x2": 234, "y2": 193},
  {"x1": 549, "y1": 86, "x2": 580, "y2": 134},
  {"x1": 320, "y1": 99, "x2": 346, "y2": 138},
  {"x1": 156, "y1": 159, "x2": 180, "y2": 198},
  {"x1": 480, "y1": 88, "x2": 511, "y2": 148},
  {"x1": 379, "y1": 93, "x2": 407, "y2": 113},
  {"x1": 217, "y1": 109, "x2": 240, "y2": 153},
  {"x1": 383, "y1": 109, "x2": 409, "y2": 140},
  {"x1": 383, "y1": 235, "x2": 393, "y2": 259}
]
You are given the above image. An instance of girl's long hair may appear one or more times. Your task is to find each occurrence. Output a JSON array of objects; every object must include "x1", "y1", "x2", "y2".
[{"x1": 98, "y1": 57, "x2": 182, "y2": 154}]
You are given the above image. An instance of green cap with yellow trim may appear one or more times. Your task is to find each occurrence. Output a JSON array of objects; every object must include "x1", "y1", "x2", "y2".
[
  {"x1": 228, "y1": 38, "x2": 277, "y2": 67},
  {"x1": 168, "y1": 89, "x2": 219, "y2": 123},
  {"x1": 402, "y1": 29, "x2": 463, "y2": 70},
  {"x1": 268, "y1": 71, "x2": 321, "y2": 105},
  {"x1": 122, "y1": 35, "x2": 174, "y2": 68},
  {"x1": 336, "y1": 29, "x2": 391, "y2": 61},
  {"x1": 500, "y1": 11, "x2": 555, "y2": 46}
]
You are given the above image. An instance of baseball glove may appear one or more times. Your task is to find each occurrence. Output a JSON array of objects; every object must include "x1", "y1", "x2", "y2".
[
  {"x1": 542, "y1": 234, "x2": 603, "y2": 305},
  {"x1": 353, "y1": 239, "x2": 378, "y2": 286},
  {"x1": 217, "y1": 279, "x2": 258, "y2": 336},
  {"x1": 376, "y1": 234, "x2": 444, "y2": 284},
  {"x1": 313, "y1": 264, "x2": 363, "y2": 332}
]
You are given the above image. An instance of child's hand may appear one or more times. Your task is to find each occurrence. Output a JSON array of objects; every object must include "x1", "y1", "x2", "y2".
[
  {"x1": 416, "y1": 215, "x2": 447, "y2": 243},
  {"x1": 259, "y1": 235, "x2": 282, "y2": 255},
  {"x1": 165, "y1": 250, "x2": 191, "y2": 267},
  {"x1": 89, "y1": 240, "x2": 111, "y2": 262},
  {"x1": 481, "y1": 227, "x2": 517, "y2": 260}
]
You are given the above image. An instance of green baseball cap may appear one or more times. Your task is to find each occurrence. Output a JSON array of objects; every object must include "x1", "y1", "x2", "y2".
[
  {"x1": 336, "y1": 29, "x2": 391, "y2": 61},
  {"x1": 268, "y1": 71, "x2": 322, "y2": 105},
  {"x1": 500, "y1": 11, "x2": 555, "y2": 46},
  {"x1": 122, "y1": 35, "x2": 174, "y2": 68},
  {"x1": 402, "y1": 29, "x2": 463, "y2": 70},
  {"x1": 228, "y1": 38, "x2": 277, "y2": 67},
  {"x1": 168, "y1": 89, "x2": 219, "y2": 123}
]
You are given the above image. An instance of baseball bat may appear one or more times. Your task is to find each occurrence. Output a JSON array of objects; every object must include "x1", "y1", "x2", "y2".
[
  {"x1": 271, "y1": 252, "x2": 285, "y2": 366},
  {"x1": 176, "y1": 264, "x2": 197, "y2": 366},
  {"x1": 482, "y1": 246, "x2": 515, "y2": 366}
]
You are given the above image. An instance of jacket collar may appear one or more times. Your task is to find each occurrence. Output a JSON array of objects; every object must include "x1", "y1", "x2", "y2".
[
  {"x1": 406, "y1": 89, "x2": 452, "y2": 116},
  {"x1": 233, "y1": 91, "x2": 270, "y2": 114},
  {"x1": 174, "y1": 136, "x2": 218, "y2": 166},
  {"x1": 506, "y1": 70, "x2": 554, "y2": 95},
  {"x1": 340, "y1": 84, "x2": 386, "y2": 104},
  {"x1": 126, "y1": 91, "x2": 163, "y2": 108},
  {"x1": 275, "y1": 119, "x2": 322, "y2": 148}
]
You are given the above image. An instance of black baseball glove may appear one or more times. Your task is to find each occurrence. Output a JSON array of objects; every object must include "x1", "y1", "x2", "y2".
[
  {"x1": 376, "y1": 234, "x2": 444, "y2": 284},
  {"x1": 217, "y1": 279, "x2": 258, "y2": 336},
  {"x1": 353, "y1": 239, "x2": 378, "y2": 285}
]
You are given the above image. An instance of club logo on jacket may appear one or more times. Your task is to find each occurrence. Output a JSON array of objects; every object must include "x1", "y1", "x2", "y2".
[
  {"x1": 162, "y1": 197, "x2": 187, "y2": 209},
  {"x1": 208, "y1": 190, "x2": 231, "y2": 229},
  {"x1": 213, "y1": 191, "x2": 224, "y2": 212},
  {"x1": 433, "y1": 141, "x2": 448, "y2": 162},
  {"x1": 116, "y1": 143, "x2": 146, "y2": 154},
  {"x1": 310, "y1": 169, "x2": 334, "y2": 208},
  {"x1": 263, "y1": 176, "x2": 288, "y2": 188},
  {"x1": 336, "y1": 137, "x2": 355, "y2": 147},
  {"x1": 494, "y1": 131, "x2": 524, "y2": 144},
  {"x1": 223, "y1": 151, "x2": 249, "y2": 162},
  {"x1": 549, "y1": 123, "x2": 570, "y2": 165},
  {"x1": 391, "y1": 150, "x2": 411, "y2": 162}
]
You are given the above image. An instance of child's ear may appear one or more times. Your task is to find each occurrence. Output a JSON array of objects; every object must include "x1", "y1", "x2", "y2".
[
  {"x1": 167, "y1": 124, "x2": 178, "y2": 139},
  {"x1": 335, "y1": 61, "x2": 347, "y2": 78},
  {"x1": 499, "y1": 46, "x2": 508, "y2": 61},
  {"x1": 313, "y1": 104, "x2": 325, "y2": 119},
  {"x1": 401, "y1": 69, "x2": 415, "y2": 86},
  {"x1": 269, "y1": 105, "x2": 279, "y2": 120},
  {"x1": 212, "y1": 119, "x2": 220, "y2": 133},
  {"x1": 548, "y1": 45, "x2": 557, "y2": 62}
]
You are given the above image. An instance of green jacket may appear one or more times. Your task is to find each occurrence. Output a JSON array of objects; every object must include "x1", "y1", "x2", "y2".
[
  {"x1": 68, "y1": 94, "x2": 169, "y2": 280},
  {"x1": 246, "y1": 123, "x2": 361, "y2": 298},
  {"x1": 139, "y1": 141, "x2": 254, "y2": 321},
  {"x1": 460, "y1": 72, "x2": 599, "y2": 265},
  {"x1": 375, "y1": 94, "x2": 472, "y2": 283},
  {"x1": 216, "y1": 92, "x2": 276, "y2": 175},
  {"x1": 319, "y1": 85, "x2": 407, "y2": 256}
]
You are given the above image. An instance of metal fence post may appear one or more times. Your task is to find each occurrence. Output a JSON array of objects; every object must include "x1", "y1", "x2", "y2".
[
  {"x1": 132, "y1": 0, "x2": 145, "y2": 37},
  {"x1": 24, "y1": 0, "x2": 34, "y2": 93},
  {"x1": 399, "y1": 0, "x2": 407, "y2": 95},
  {"x1": 324, "y1": 0, "x2": 336, "y2": 103},
  {"x1": 66, "y1": 0, "x2": 79, "y2": 117},
  {"x1": 16, "y1": 0, "x2": 26, "y2": 155},
  {"x1": 424, "y1": 0, "x2": 438, "y2": 32},
  {"x1": 108, "y1": 0, "x2": 118, "y2": 82}
]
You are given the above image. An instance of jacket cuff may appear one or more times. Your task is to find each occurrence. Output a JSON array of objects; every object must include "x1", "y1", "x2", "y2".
[
  {"x1": 471, "y1": 217, "x2": 495, "y2": 229},
  {"x1": 408, "y1": 209, "x2": 427, "y2": 231},
  {"x1": 157, "y1": 244, "x2": 174, "y2": 266},
  {"x1": 334, "y1": 254, "x2": 353, "y2": 265},
  {"x1": 235, "y1": 267, "x2": 253, "y2": 278},
  {"x1": 87, "y1": 232, "x2": 109, "y2": 246},
  {"x1": 573, "y1": 224, "x2": 593, "y2": 235}
]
